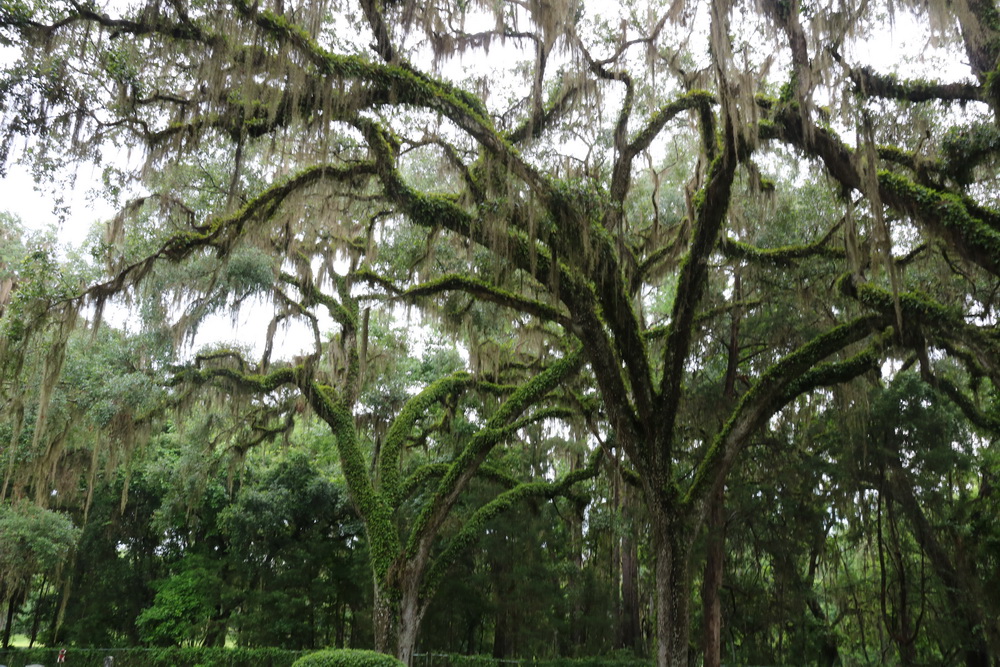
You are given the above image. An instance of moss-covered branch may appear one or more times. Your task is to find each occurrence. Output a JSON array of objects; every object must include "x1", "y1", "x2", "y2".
[
  {"x1": 718, "y1": 236, "x2": 845, "y2": 265},
  {"x1": 234, "y1": 0, "x2": 564, "y2": 204},
  {"x1": 766, "y1": 103, "x2": 1000, "y2": 280},
  {"x1": 379, "y1": 373, "x2": 472, "y2": 507},
  {"x1": 401, "y1": 274, "x2": 570, "y2": 327},
  {"x1": 420, "y1": 446, "x2": 603, "y2": 599},
  {"x1": 628, "y1": 91, "x2": 716, "y2": 161},
  {"x1": 843, "y1": 278, "x2": 1000, "y2": 384},
  {"x1": 683, "y1": 315, "x2": 889, "y2": 508},
  {"x1": 656, "y1": 114, "x2": 740, "y2": 458},
  {"x1": 300, "y1": 378, "x2": 399, "y2": 582},
  {"x1": 402, "y1": 349, "x2": 582, "y2": 564},
  {"x1": 877, "y1": 171, "x2": 1000, "y2": 277},
  {"x1": 400, "y1": 463, "x2": 521, "y2": 500},
  {"x1": 168, "y1": 363, "x2": 298, "y2": 393},
  {"x1": 847, "y1": 66, "x2": 983, "y2": 104}
]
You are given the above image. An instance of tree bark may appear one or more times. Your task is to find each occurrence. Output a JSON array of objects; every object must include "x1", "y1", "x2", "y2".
[
  {"x1": 372, "y1": 580, "x2": 395, "y2": 657},
  {"x1": 374, "y1": 564, "x2": 428, "y2": 666},
  {"x1": 619, "y1": 484, "x2": 641, "y2": 653},
  {"x1": 397, "y1": 589, "x2": 424, "y2": 667},
  {"x1": 2, "y1": 595, "x2": 14, "y2": 648},
  {"x1": 701, "y1": 484, "x2": 725, "y2": 667},
  {"x1": 491, "y1": 550, "x2": 513, "y2": 659},
  {"x1": 651, "y1": 514, "x2": 693, "y2": 667}
]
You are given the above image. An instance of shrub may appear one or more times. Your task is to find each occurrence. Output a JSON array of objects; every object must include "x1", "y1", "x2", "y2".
[{"x1": 292, "y1": 649, "x2": 405, "y2": 667}]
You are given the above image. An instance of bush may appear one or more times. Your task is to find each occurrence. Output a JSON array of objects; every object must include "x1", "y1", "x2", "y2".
[{"x1": 292, "y1": 649, "x2": 405, "y2": 667}]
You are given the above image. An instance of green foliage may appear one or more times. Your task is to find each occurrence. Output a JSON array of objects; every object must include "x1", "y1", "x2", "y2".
[
  {"x1": 292, "y1": 649, "x2": 404, "y2": 667},
  {"x1": 136, "y1": 555, "x2": 224, "y2": 646},
  {"x1": 940, "y1": 122, "x2": 1000, "y2": 185},
  {"x1": 0, "y1": 501, "x2": 78, "y2": 595},
  {"x1": 57, "y1": 470, "x2": 167, "y2": 647},
  {"x1": 220, "y1": 453, "x2": 368, "y2": 649},
  {"x1": 223, "y1": 245, "x2": 275, "y2": 298}
]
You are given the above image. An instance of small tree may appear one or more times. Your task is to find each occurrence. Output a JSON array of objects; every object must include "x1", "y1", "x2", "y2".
[{"x1": 0, "y1": 500, "x2": 78, "y2": 644}]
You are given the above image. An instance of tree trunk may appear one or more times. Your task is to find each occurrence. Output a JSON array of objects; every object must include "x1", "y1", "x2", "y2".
[
  {"x1": 397, "y1": 590, "x2": 423, "y2": 667},
  {"x1": 620, "y1": 533, "x2": 641, "y2": 652},
  {"x1": 373, "y1": 570, "x2": 426, "y2": 667},
  {"x1": 618, "y1": 483, "x2": 641, "y2": 652},
  {"x1": 611, "y1": 467, "x2": 622, "y2": 649},
  {"x1": 568, "y1": 452, "x2": 585, "y2": 653},
  {"x1": 2, "y1": 595, "x2": 15, "y2": 648},
  {"x1": 491, "y1": 552, "x2": 513, "y2": 660},
  {"x1": 701, "y1": 485, "x2": 725, "y2": 667},
  {"x1": 373, "y1": 580, "x2": 396, "y2": 657},
  {"x1": 652, "y1": 515, "x2": 693, "y2": 667},
  {"x1": 492, "y1": 602, "x2": 509, "y2": 659}
]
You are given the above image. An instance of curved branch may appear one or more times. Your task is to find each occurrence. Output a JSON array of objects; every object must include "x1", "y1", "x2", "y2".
[
  {"x1": 85, "y1": 163, "x2": 376, "y2": 305},
  {"x1": 400, "y1": 463, "x2": 523, "y2": 501},
  {"x1": 380, "y1": 372, "x2": 473, "y2": 507},
  {"x1": 719, "y1": 235, "x2": 845, "y2": 266},
  {"x1": 402, "y1": 274, "x2": 570, "y2": 327},
  {"x1": 168, "y1": 363, "x2": 298, "y2": 393},
  {"x1": 402, "y1": 349, "x2": 583, "y2": 566},
  {"x1": 933, "y1": 374, "x2": 1000, "y2": 435},
  {"x1": 421, "y1": 446, "x2": 603, "y2": 599},
  {"x1": 684, "y1": 314, "x2": 890, "y2": 509}
]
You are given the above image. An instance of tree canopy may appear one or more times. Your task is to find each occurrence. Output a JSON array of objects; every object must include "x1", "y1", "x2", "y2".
[{"x1": 2, "y1": 0, "x2": 1000, "y2": 666}]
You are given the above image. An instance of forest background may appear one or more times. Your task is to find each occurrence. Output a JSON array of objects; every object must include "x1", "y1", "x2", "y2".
[{"x1": 1, "y1": 0, "x2": 1000, "y2": 666}]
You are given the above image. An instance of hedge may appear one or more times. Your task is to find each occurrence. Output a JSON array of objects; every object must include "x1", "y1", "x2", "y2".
[
  {"x1": 0, "y1": 649, "x2": 651, "y2": 667},
  {"x1": 0, "y1": 647, "x2": 304, "y2": 667}
]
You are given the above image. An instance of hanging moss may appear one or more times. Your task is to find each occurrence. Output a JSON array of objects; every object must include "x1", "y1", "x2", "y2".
[{"x1": 242, "y1": 1, "x2": 495, "y2": 131}]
